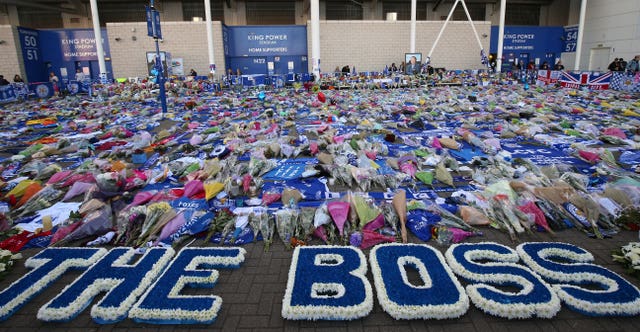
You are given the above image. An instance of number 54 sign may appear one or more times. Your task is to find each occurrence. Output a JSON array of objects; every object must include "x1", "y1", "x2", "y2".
[{"x1": 563, "y1": 25, "x2": 578, "y2": 53}]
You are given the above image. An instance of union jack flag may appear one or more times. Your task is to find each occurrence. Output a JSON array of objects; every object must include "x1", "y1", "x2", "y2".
[{"x1": 559, "y1": 71, "x2": 612, "y2": 90}]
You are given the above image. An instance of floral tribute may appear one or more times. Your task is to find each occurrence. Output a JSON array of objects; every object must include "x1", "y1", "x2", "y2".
[
  {"x1": 0, "y1": 249, "x2": 22, "y2": 281},
  {"x1": 612, "y1": 242, "x2": 640, "y2": 280},
  {"x1": 2, "y1": 243, "x2": 640, "y2": 324},
  {"x1": 369, "y1": 243, "x2": 469, "y2": 319},
  {"x1": 37, "y1": 247, "x2": 174, "y2": 323},
  {"x1": 282, "y1": 246, "x2": 373, "y2": 320},
  {"x1": 0, "y1": 248, "x2": 107, "y2": 321},
  {"x1": 129, "y1": 247, "x2": 246, "y2": 324},
  {"x1": 445, "y1": 242, "x2": 561, "y2": 319},
  {"x1": 516, "y1": 242, "x2": 640, "y2": 317}
]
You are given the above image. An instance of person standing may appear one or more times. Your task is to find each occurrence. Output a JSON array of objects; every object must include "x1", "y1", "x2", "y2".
[
  {"x1": 626, "y1": 55, "x2": 639, "y2": 74},
  {"x1": 619, "y1": 58, "x2": 628, "y2": 71},
  {"x1": 49, "y1": 71, "x2": 60, "y2": 96},
  {"x1": 527, "y1": 61, "x2": 536, "y2": 70},
  {"x1": 75, "y1": 68, "x2": 86, "y2": 82},
  {"x1": 608, "y1": 58, "x2": 620, "y2": 71},
  {"x1": 554, "y1": 60, "x2": 564, "y2": 70}
]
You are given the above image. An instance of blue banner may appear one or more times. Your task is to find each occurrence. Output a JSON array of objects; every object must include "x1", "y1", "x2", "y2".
[
  {"x1": 41, "y1": 29, "x2": 111, "y2": 62},
  {"x1": 29, "y1": 82, "x2": 54, "y2": 99},
  {"x1": 0, "y1": 85, "x2": 17, "y2": 103},
  {"x1": 18, "y1": 27, "x2": 113, "y2": 83},
  {"x1": 18, "y1": 27, "x2": 46, "y2": 83},
  {"x1": 501, "y1": 140, "x2": 592, "y2": 173},
  {"x1": 263, "y1": 158, "x2": 317, "y2": 180},
  {"x1": 223, "y1": 25, "x2": 308, "y2": 75},
  {"x1": 490, "y1": 26, "x2": 564, "y2": 65},
  {"x1": 610, "y1": 72, "x2": 640, "y2": 92},
  {"x1": 10, "y1": 83, "x2": 29, "y2": 100},
  {"x1": 224, "y1": 25, "x2": 307, "y2": 57},
  {"x1": 66, "y1": 80, "x2": 91, "y2": 94},
  {"x1": 146, "y1": 6, "x2": 162, "y2": 39},
  {"x1": 563, "y1": 25, "x2": 578, "y2": 53}
]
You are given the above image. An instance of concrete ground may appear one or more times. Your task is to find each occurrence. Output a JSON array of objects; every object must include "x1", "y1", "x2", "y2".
[{"x1": 1, "y1": 226, "x2": 639, "y2": 332}]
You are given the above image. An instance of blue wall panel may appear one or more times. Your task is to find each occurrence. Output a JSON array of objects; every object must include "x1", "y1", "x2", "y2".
[
  {"x1": 18, "y1": 27, "x2": 113, "y2": 83},
  {"x1": 490, "y1": 26, "x2": 564, "y2": 67},
  {"x1": 223, "y1": 25, "x2": 308, "y2": 75}
]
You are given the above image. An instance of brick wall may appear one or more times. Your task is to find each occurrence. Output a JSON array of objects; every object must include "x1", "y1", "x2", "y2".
[
  {"x1": 307, "y1": 20, "x2": 491, "y2": 73},
  {"x1": 0, "y1": 25, "x2": 24, "y2": 81},
  {"x1": 106, "y1": 21, "x2": 226, "y2": 79}
]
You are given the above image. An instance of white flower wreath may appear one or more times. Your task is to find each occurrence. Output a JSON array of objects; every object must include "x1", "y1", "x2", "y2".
[
  {"x1": 36, "y1": 247, "x2": 174, "y2": 323},
  {"x1": 282, "y1": 246, "x2": 373, "y2": 320},
  {"x1": 129, "y1": 247, "x2": 247, "y2": 324},
  {"x1": 517, "y1": 242, "x2": 640, "y2": 317},
  {"x1": 0, "y1": 248, "x2": 107, "y2": 322},
  {"x1": 369, "y1": 243, "x2": 469, "y2": 320},
  {"x1": 445, "y1": 242, "x2": 561, "y2": 319}
]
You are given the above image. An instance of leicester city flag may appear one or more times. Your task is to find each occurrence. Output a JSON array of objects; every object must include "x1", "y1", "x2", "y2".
[{"x1": 480, "y1": 49, "x2": 490, "y2": 68}]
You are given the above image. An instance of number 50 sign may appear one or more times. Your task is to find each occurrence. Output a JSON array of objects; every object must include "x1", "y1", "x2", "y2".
[{"x1": 19, "y1": 28, "x2": 41, "y2": 63}]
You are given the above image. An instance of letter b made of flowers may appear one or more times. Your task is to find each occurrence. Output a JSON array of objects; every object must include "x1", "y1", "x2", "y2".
[{"x1": 282, "y1": 246, "x2": 373, "y2": 320}]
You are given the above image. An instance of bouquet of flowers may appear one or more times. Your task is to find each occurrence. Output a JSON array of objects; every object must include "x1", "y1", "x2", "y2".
[
  {"x1": 275, "y1": 209, "x2": 298, "y2": 249},
  {"x1": 380, "y1": 201, "x2": 400, "y2": 235},
  {"x1": 612, "y1": 242, "x2": 640, "y2": 280},
  {"x1": 136, "y1": 202, "x2": 172, "y2": 247},
  {"x1": 388, "y1": 190, "x2": 406, "y2": 244},
  {"x1": 350, "y1": 193, "x2": 380, "y2": 230},
  {"x1": 0, "y1": 249, "x2": 21, "y2": 281},
  {"x1": 114, "y1": 206, "x2": 146, "y2": 246},
  {"x1": 258, "y1": 212, "x2": 275, "y2": 251},
  {"x1": 328, "y1": 201, "x2": 351, "y2": 235},
  {"x1": 12, "y1": 186, "x2": 63, "y2": 219},
  {"x1": 488, "y1": 194, "x2": 525, "y2": 241},
  {"x1": 248, "y1": 158, "x2": 277, "y2": 177},
  {"x1": 434, "y1": 162, "x2": 454, "y2": 187},
  {"x1": 296, "y1": 207, "x2": 316, "y2": 241},
  {"x1": 204, "y1": 208, "x2": 234, "y2": 243}
]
